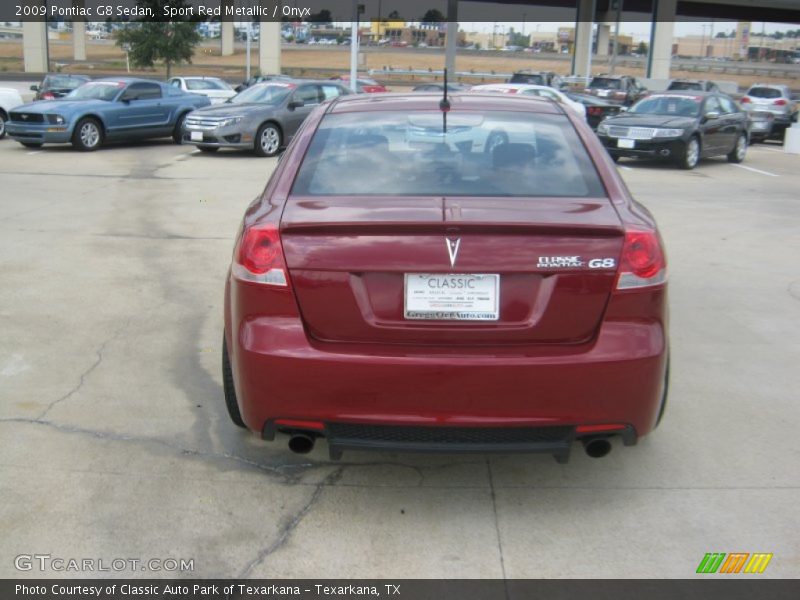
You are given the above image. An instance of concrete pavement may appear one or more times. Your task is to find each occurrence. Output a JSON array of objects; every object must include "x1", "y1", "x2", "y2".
[{"x1": 0, "y1": 138, "x2": 798, "y2": 578}]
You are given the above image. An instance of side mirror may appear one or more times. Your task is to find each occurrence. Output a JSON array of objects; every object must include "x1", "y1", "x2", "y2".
[
  {"x1": 120, "y1": 93, "x2": 138, "y2": 103},
  {"x1": 704, "y1": 111, "x2": 720, "y2": 120},
  {"x1": 288, "y1": 99, "x2": 304, "y2": 109},
  {"x1": 30, "y1": 84, "x2": 39, "y2": 91}
]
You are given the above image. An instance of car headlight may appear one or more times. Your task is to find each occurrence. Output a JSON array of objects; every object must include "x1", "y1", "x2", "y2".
[
  {"x1": 219, "y1": 117, "x2": 243, "y2": 127},
  {"x1": 652, "y1": 128, "x2": 684, "y2": 138},
  {"x1": 46, "y1": 114, "x2": 66, "y2": 125},
  {"x1": 597, "y1": 123, "x2": 609, "y2": 135}
]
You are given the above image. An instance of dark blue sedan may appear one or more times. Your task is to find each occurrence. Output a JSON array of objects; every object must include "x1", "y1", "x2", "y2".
[{"x1": 6, "y1": 77, "x2": 211, "y2": 151}]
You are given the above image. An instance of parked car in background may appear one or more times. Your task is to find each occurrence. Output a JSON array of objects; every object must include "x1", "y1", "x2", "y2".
[
  {"x1": 740, "y1": 84, "x2": 797, "y2": 139},
  {"x1": 5, "y1": 78, "x2": 210, "y2": 151},
  {"x1": 330, "y1": 76, "x2": 388, "y2": 93},
  {"x1": 234, "y1": 74, "x2": 293, "y2": 93},
  {"x1": 182, "y1": 80, "x2": 350, "y2": 156},
  {"x1": 412, "y1": 82, "x2": 471, "y2": 92},
  {"x1": 167, "y1": 76, "x2": 236, "y2": 104},
  {"x1": 746, "y1": 110, "x2": 775, "y2": 143},
  {"x1": 565, "y1": 92, "x2": 623, "y2": 130},
  {"x1": 30, "y1": 74, "x2": 91, "y2": 101},
  {"x1": 508, "y1": 70, "x2": 563, "y2": 88},
  {"x1": 585, "y1": 75, "x2": 647, "y2": 106},
  {"x1": 0, "y1": 87, "x2": 24, "y2": 139},
  {"x1": 667, "y1": 79, "x2": 719, "y2": 93},
  {"x1": 470, "y1": 83, "x2": 586, "y2": 119},
  {"x1": 596, "y1": 91, "x2": 748, "y2": 169},
  {"x1": 222, "y1": 92, "x2": 669, "y2": 462}
]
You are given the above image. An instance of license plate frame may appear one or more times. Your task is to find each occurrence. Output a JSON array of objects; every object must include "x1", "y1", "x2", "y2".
[{"x1": 404, "y1": 273, "x2": 500, "y2": 321}]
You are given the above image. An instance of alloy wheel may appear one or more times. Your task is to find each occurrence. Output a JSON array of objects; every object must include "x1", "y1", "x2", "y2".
[
  {"x1": 80, "y1": 122, "x2": 100, "y2": 149},
  {"x1": 260, "y1": 126, "x2": 280, "y2": 155}
]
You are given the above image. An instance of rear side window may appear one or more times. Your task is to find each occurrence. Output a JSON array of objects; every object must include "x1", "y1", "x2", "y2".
[
  {"x1": 718, "y1": 96, "x2": 738, "y2": 114},
  {"x1": 127, "y1": 82, "x2": 162, "y2": 100},
  {"x1": 668, "y1": 81, "x2": 701, "y2": 91},
  {"x1": 321, "y1": 85, "x2": 344, "y2": 100},
  {"x1": 292, "y1": 111, "x2": 605, "y2": 198},
  {"x1": 748, "y1": 87, "x2": 782, "y2": 99}
]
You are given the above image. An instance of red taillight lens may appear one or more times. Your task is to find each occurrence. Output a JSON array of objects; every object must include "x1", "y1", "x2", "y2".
[
  {"x1": 773, "y1": 99, "x2": 787, "y2": 106},
  {"x1": 588, "y1": 106, "x2": 602, "y2": 116},
  {"x1": 233, "y1": 224, "x2": 289, "y2": 286},
  {"x1": 741, "y1": 97, "x2": 751, "y2": 103},
  {"x1": 41, "y1": 92, "x2": 55, "y2": 100},
  {"x1": 616, "y1": 230, "x2": 667, "y2": 289}
]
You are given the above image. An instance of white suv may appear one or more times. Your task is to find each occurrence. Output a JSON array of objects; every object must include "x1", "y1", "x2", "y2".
[
  {"x1": 0, "y1": 87, "x2": 24, "y2": 140},
  {"x1": 740, "y1": 84, "x2": 797, "y2": 137}
]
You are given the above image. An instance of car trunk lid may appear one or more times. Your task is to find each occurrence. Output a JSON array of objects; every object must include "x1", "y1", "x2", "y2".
[{"x1": 280, "y1": 196, "x2": 625, "y2": 346}]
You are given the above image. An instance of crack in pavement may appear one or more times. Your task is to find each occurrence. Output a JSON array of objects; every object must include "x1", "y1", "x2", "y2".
[
  {"x1": 37, "y1": 319, "x2": 133, "y2": 421},
  {"x1": 237, "y1": 466, "x2": 346, "y2": 578},
  {"x1": 487, "y1": 459, "x2": 508, "y2": 584}
]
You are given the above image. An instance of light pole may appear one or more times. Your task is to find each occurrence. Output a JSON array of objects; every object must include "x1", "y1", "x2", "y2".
[{"x1": 610, "y1": 0, "x2": 622, "y2": 75}]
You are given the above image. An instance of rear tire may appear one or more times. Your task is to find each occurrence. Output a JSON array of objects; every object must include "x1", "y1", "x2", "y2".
[
  {"x1": 222, "y1": 336, "x2": 246, "y2": 429},
  {"x1": 677, "y1": 136, "x2": 699, "y2": 170},
  {"x1": 727, "y1": 132, "x2": 747, "y2": 163},
  {"x1": 71, "y1": 117, "x2": 103, "y2": 151}
]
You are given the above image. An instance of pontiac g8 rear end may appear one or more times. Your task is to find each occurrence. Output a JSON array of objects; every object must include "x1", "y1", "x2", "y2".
[{"x1": 222, "y1": 93, "x2": 669, "y2": 462}]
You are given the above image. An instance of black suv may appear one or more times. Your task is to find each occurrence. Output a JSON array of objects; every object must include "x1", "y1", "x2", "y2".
[
  {"x1": 585, "y1": 75, "x2": 647, "y2": 106},
  {"x1": 30, "y1": 74, "x2": 90, "y2": 101},
  {"x1": 508, "y1": 71, "x2": 563, "y2": 88}
]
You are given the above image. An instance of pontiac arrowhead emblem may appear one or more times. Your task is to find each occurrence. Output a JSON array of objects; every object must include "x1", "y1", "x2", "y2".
[{"x1": 445, "y1": 238, "x2": 461, "y2": 268}]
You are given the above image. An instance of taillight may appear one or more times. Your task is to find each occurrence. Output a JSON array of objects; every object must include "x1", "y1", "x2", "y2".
[
  {"x1": 741, "y1": 97, "x2": 751, "y2": 103},
  {"x1": 773, "y1": 99, "x2": 787, "y2": 106},
  {"x1": 616, "y1": 230, "x2": 667, "y2": 290},
  {"x1": 613, "y1": 91, "x2": 626, "y2": 99},
  {"x1": 41, "y1": 92, "x2": 55, "y2": 100},
  {"x1": 232, "y1": 223, "x2": 288, "y2": 286},
  {"x1": 587, "y1": 106, "x2": 602, "y2": 116}
]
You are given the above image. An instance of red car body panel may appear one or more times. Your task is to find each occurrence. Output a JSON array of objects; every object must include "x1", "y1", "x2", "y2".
[{"x1": 223, "y1": 93, "x2": 669, "y2": 459}]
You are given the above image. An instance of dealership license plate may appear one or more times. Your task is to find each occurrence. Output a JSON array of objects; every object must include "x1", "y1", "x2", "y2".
[
  {"x1": 617, "y1": 138, "x2": 635, "y2": 149},
  {"x1": 190, "y1": 131, "x2": 203, "y2": 141},
  {"x1": 404, "y1": 274, "x2": 499, "y2": 321}
]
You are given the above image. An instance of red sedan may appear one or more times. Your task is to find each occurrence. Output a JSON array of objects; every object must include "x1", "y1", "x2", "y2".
[{"x1": 223, "y1": 92, "x2": 669, "y2": 462}]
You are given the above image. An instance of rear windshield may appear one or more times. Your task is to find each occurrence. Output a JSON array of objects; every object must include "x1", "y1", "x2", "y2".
[
  {"x1": 747, "y1": 87, "x2": 782, "y2": 99},
  {"x1": 668, "y1": 81, "x2": 702, "y2": 91},
  {"x1": 292, "y1": 111, "x2": 605, "y2": 198},
  {"x1": 589, "y1": 78, "x2": 622, "y2": 90},
  {"x1": 44, "y1": 75, "x2": 88, "y2": 89},
  {"x1": 510, "y1": 74, "x2": 545, "y2": 85}
]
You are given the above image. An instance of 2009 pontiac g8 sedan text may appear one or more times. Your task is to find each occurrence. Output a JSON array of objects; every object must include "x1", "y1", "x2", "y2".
[{"x1": 222, "y1": 92, "x2": 669, "y2": 463}]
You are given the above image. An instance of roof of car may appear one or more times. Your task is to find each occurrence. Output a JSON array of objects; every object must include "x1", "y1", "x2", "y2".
[
  {"x1": 328, "y1": 92, "x2": 562, "y2": 114},
  {"x1": 94, "y1": 77, "x2": 161, "y2": 85},
  {"x1": 647, "y1": 90, "x2": 717, "y2": 97}
]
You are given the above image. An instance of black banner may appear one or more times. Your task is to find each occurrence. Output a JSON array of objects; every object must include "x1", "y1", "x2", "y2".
[
  {"x1": 3, "y1": 580, "x2": 800, "y2": 600},
  {"x1": 3, "y1": 0, "x2": 800, "y2": 23}
]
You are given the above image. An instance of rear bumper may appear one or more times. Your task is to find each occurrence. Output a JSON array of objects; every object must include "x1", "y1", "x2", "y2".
[{"x1": 230, "y1": 313, "x2": 668, "y2": 448}]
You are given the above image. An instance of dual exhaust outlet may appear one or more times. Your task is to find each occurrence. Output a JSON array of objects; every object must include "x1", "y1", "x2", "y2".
[{"x1": 286, "y1": 432, "x2": 613, "y2": 459}]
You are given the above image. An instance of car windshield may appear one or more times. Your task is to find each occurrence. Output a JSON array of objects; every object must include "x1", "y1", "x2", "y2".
[
  {"x1": 44, "y1": 75, "x2": 87, "y2": 89},
  {"x1": 629, "y1": 95, "x2": 701, "y2": 117},
  {"x1": 292, "y1": 110, "x2": 604, "y2": 198},
  {"x1": 66, "y1": 81, "x2": 124, "y2": 101},
  {"x1": 230, "y1": 83, "x2": 293, "y2": 104},
  {"x1": 589, "y1": 78, "x2": 622, "y2": 90},
  {"x1": 668, "y1": 81, "x2": 702, "y2": 90},
  {"x1": 747, "y1": 87, "x2": 782, "y2": 99},
  {"x1": 186, "y1": 78, "x2": 232, "y2": 91}
]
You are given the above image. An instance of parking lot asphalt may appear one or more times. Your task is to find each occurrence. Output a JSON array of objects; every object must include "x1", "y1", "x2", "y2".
[{"x1": 0, "y1": 138, "x2": 798, "y2": 579}]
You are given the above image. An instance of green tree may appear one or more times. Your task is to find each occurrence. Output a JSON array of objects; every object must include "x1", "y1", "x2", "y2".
[
  {"x1": 637, "y1": 41, "x2": 648, "y2": 55},
  {"x1": 420, "y1": 9, "x2": 445, "y2": 22},
  {"x1": 115, "y1": 1, "x2": 201, "y2": 78}
]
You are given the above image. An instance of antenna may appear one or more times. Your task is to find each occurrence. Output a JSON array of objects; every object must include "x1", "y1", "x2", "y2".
[{"x1": 439, "y1": 68, "x2": 450, "y2": 134}]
